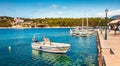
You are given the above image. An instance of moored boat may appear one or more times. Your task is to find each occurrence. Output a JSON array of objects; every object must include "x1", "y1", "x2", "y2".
[
  {"x1": 70, "y1": 17, "x2": 95, "y2": 36},
  {"x1": 31, "y1": 36, "x2": 70, "y2": 53}
]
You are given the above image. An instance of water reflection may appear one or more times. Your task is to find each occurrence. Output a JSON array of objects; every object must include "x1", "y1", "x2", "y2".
[{"x1": 32, "y1": 50, "x2": 71, "y2": 66}]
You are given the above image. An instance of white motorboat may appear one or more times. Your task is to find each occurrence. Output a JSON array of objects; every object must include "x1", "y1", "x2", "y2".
[{"x1": 31, "y1": 36, "x2": 70, "y2": 53}]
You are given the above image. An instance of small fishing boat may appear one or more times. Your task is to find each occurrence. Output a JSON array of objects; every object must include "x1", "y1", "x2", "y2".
[{"x1": 31, "y1": 36, "x2": 70, "y2": 53}]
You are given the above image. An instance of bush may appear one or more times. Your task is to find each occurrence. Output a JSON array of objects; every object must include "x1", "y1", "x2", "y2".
[{"x1": 0, "y1": 21, "x2": 12, "y2": 27}]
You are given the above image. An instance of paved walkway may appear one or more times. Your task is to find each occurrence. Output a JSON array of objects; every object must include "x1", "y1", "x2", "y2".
[{"x1": 98, "y1": 30, "x2": 120, "y2": 66}]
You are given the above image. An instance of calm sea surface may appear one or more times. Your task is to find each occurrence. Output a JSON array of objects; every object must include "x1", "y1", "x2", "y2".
[{"x1": 0, "y1": 28, "x2": 98, "y2": 66}]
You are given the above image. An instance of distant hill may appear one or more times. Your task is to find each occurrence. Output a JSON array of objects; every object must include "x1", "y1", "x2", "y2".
[
  {"x1": 0, "y1": 16, "x2": 114, "y2": 27},
  {"x1": 110, "y1": 15, "x2": 120, "y2": 19}
]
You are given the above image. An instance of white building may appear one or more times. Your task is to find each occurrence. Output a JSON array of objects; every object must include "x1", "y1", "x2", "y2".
[{"x1": 14, "y1": 18, "x2": 24, "y2": 23}]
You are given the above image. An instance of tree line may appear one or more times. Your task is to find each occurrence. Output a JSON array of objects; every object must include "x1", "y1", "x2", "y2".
[{"x1": 0, "y1": 16, "x2": 114, "y2": 27}]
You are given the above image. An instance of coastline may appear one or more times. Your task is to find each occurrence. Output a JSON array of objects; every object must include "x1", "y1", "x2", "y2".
[{"x1": 0, "y1": 27, "x2": 76, "y2": 29}]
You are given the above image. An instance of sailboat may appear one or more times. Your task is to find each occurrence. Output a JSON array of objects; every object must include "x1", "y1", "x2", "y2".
[
  {"x1": 70, "y1": 27, "x2": 81, "y2": 35},
  {"x1": 78, "y1": 18, "x2": 95, "y2": 37},
  {"x1": 70, "y1": 15, "x2": 95, "y2": 37}
]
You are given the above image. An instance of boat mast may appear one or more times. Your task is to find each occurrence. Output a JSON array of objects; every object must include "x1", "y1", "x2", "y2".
[
  {"x1": 82, "y1": 10, "x2": 84, "y2": 31},
  {"x1": 86, "y1": 17, "x2": 88, "y2": 34},
  {"x1": 85, "y1": 13, "x2": 88, "y2": 35}
]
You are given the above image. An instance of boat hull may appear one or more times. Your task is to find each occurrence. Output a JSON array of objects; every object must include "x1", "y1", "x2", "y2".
[
  {"x1": 70, "y1": 29, "x2": 95, "y2": 37},
  {"x1": 31, "y1": 42, "x2": 70, "y2": 53}
]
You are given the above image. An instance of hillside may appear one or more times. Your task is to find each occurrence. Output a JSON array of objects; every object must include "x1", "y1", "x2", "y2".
[{"x1": 0, "y1": 16, "x2": 113, "y2": 27}]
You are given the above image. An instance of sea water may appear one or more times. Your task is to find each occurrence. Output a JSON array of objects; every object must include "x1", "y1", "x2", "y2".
[{"x1": 0, "y1": 28, "x2": 98, "y2": 66}]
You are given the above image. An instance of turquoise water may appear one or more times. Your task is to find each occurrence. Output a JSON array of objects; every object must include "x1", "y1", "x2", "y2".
[{"x1": 0, "y1": 28, "x2": 98, "y2": 66}]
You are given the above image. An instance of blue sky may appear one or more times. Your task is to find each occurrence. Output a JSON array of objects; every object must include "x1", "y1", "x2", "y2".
[{"x1": 0, "y1": 0, "x2": 120, "y2": 18}]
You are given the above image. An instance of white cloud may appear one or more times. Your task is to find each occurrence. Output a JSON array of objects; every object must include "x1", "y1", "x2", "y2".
[
  {"x1": 96, "y1": 9, "x2": 120, "y2": 17},
  {"x1": 62, "y1": 6, "x2": 67, "y2": 9},
  {"x1": 96, "y1": 12, "x2": 105, "y2": 17},
  {"x1": 50, "y1": 4, "x2": 58, "y2": 9},
  {"x1": 109, "y1": 9, "x2": 120, "y2": 17},
  {"x1": 31, "y1": 9, "x2": 84, "y2": 18},
  {"x1": 31, "y1": 8, "x2": 86, "y2": 18},
  {"x1": 57, "y1": 11, "x2": 63, "y2": 15}
]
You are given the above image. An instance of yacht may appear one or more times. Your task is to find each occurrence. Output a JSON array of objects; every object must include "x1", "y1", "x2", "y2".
[{"x1": 70, "y1": 18, "x2": 95, "y2": 36}]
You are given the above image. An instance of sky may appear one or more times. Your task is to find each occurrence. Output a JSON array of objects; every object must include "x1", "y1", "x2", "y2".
[{"x1": 0, "y1": 0, "x2": 120, "y2": 18}]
